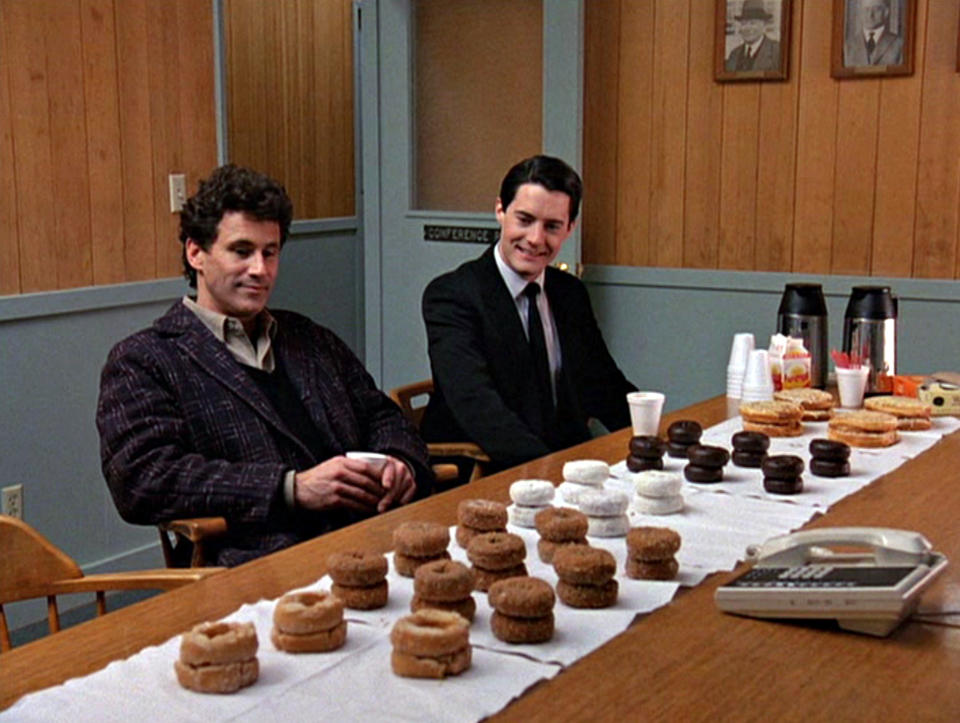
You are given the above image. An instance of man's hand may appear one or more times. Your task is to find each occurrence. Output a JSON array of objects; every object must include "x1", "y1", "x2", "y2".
[
  {"x1": 377, "y1": 456, "x2": 417, "y2": 512},
  {"x1": 294, "y1": 456, "x2": 385, "y2": 512}
]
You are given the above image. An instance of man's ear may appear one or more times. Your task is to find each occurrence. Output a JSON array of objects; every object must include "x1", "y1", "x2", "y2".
[
  {"x1": 185, "y1": 239, "x2": 205, "y2": 272},
  {"x1": 495, "y1": 197, "x2": 505, "y2": 224}
]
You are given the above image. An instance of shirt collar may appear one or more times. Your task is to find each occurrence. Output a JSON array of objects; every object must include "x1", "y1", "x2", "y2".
[
  {"x1": 493, "y1": 243, "x2": 546, "y2": 300},
  {"x1": 182, "y1": 295, "x2": 277, "y2": 343},
  {"x1": 864, "y1": 26, "x2": 885, "y2": 41}
]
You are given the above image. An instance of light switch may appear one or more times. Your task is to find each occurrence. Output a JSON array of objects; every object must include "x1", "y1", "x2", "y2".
[{"x1": 169, "y1": 173, "x2": 187, "y2": 213}]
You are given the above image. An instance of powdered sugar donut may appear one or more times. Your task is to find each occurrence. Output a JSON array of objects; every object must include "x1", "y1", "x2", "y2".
[
  {"x1": 508, "y1": 503, "x2": 549, "y2": 528},
  {"x1": 558, "y1": 481, "x2": 592, "y2": 504},
  {"x1": 577, "y1": 489, "x2": 629, "y2": 517},
  {"x1": 562, "y1": 460, "x2": 610, "y2": 485},
  {"x1": 509, "y1": 479, "x2": 556, "y2": 507},
  {"x1": 586, "y1": 513, "x2": 630, "y2": 538},
  {"x1": 631, "y1": 494, "x2": 684, "y2": 515},
  {"x1": 631, "y1": 470, "x2": 683, "y2": 498}
]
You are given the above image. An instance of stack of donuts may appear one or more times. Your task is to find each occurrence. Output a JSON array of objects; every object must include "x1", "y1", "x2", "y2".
[
  {"x1": 557, "y1": 459, "x2": 609, "y2": 504},
  {"x1": 507, "y1": 479, "x2": 555, "y2": 528},
  {"x1": 488, "y1": 576, "x2": 556, "y2": 644},
  {"x1": 552, "y1": 545, "x2": 618, "y2": 609},
  {"x1": 466, "y1": 531, "x2": 527, "y2": 591},
  {"x1": 682, "y1": 444, "x2": 730, "y2": 484},
  {"x1": 666, "y1": 420, "x2": 702, "y2": 458},
  {"x1": 393, "y1": 521, "x2": 450, "y2": 577},
  {"x1": 630, "y1": 470, "x2": 684, "y2": 516},
  {"x1": 456, "y1": 499, "x2": 507, "y2": 548},
  {"x1": 390, "y1": 609, "x2": 471, "y2": 679},
  {"x1": 412, "y1": 559, "x2": 477, "y2": 622},
  {"x1": 534, "y1": 507, "x2": 588, "y2": 563},
  {"x1": 175, "y1": 621, "x2": 259, "y2": 694},
  {"x1": 809, "y1": 438, "x2": 851, "y2": 478},
  {"x1": 271, "y1": 591, "x2": 347, "y2": 653},
  {"x1": 626, "y1": 527, "x2": 681, "y2": 580},
  {"x1": 626, "y1": 435, "x2": 666, "y2": 471},
  {"x1": 730, "y1": 430, "x2": 769, "y2": 468},
  {"x1": 327, "y1": 550, "x2": 389, "y2": 609},
  {"x1": 762, "y1": 455, "x2": 805, "y2": 494},
  {"x1": 577, "y1": 488, "x2": 630, "y2": 537}
]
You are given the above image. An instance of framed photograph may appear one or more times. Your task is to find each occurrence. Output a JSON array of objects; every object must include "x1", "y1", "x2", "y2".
[
  {"x1": 715, "y1": 0, "x2": 791, "y2": 82},
  {"x1": 831, "y1": 0, "x2": 916, "y2": 79}
]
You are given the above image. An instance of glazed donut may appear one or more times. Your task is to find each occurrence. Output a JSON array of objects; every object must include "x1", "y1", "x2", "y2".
[
  {"x1": 586, "y1": 514, "x2": 630, "y2": 538},
  {"x1": 330, "y1": 581, "x2": 389, "y2": 610},
  {"x1": 810, "y1": 458, "x2": 851, "y2": 478},
  {"x1": 667, "y1": 420, "x2": 703, "y2": 445},
  {"x1": 394, "y1": 550, "x2": 451, "y2": 578},
  {"x1": 411, "y1": 593, "x2": 477, "y2": 622},
  {"x1": 535, "y1": 507, "x2": 589, "y2": 542},
  {"x1": 626, "y1": 526, "x2": 682, "y2": 561},
  {"x1": 414, "y1": 560, "x2": 475, "y2": 602},
  {"x1": 457, "y1": 499, "x2": 508, "y2": 531},
  {"x1": 631, "y1": 494, "x2": 684, "y2": 516},
  {"x1": 273, "y1": 591, "x2": 343, "y2": 634},
  {"x1": 629, "y1": 435, "x2": 666, "y2": 458},
  {"x1": 174, "y1": 658, "x2": 259, "y2": 694},
  {"x1": 557, "y1": 481, "x2": 591, "y2": 504},
  {"x1": 466, "y1": 532, "x2": 526, "y2": 571},
  {"x1": 562, "y1": 459, "x2": 610, "y2": 485},
  {"x1": 732, "y1": 430, "x2": 770, "y2": 453},
  {"x1": 326, "y1": 550, "x2": 388, "y2": 587},
  {"x1": 578, "y1": 489, "x2": 629, "y2": 517},
  {"x1": 390, "y1": 646, "x2": 471, "y2": 679},
  {"x1": 487, "y1": 576, "x2": 556, "y2": 619},
  {"x1": 507, "y1": 503, "x2": 549, "y2": 529},
  {"x1": 271, "y1": 620, "x2": 347, "y2": 653},
  {"x1": 390, "y1": 609, "x2": 470, "y2": 658},
  {"x1": 537, "y1": 538, "x2": 586, "y2": 564},
  {"x1": 393, "y1": 521, "x2": 450, "y2": 557},
  {"x1": 556, "y1": 579, "x2": 619, "y2": 609},
  {"x1": 472, "y1": 563, "x2": 528, "y2": 592},
  {"x1": 631, "y1": 470, "x2": 683, "y2": 498},
  {"x1": 490, "y1": 610, "x2": 555, "y2": 644},
  {"x1": 552, "y1": 545, "x2": 616, "y2": 585},
  {"x1": 509, "y1": 479, "x2": 556, "y2": 507},
  {"x1": 625, "y1": 557, "x2": 679, "y2": 581},
  {"x1": 179, "y1": 621, "x2": 258, "y2": 667},
  {"x1": 626, "y1": 455, "x2": 664, "y2": 472},
  {"x1": 683, "y1": 464, "x2": 723, "y2": 484}
]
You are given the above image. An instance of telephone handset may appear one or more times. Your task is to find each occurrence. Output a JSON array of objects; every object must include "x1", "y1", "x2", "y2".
[{"x1": 716, "y1": 527, "x2": 948, "y2": 637}]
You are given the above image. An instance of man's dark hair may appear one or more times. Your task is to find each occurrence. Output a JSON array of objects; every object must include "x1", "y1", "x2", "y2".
[
  {"x1": 498, "y1": 155, "x2": 583, "y2": 225},
  {"x1": 179, "y1": 164, "x2": 294, "y2": 287}
]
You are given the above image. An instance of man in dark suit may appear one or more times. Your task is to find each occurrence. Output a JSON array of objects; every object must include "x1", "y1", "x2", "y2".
[
  {"x1": 725, "y1": 0, "x2": 781, "y2": 73},
  {"x1": 843, "y1": 0, "x2": 903, "y2": 67},
  {"x1": 97, "y1": 165, "x2": 429, "y2": 566},
  {"x1": 421, "y1": 156, "x2": 636, "y2": 473}
]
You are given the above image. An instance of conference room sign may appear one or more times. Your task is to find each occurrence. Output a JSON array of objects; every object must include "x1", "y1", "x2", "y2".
[{"x1": 424, "y1": 225, "x2": 500, "y2": 245}]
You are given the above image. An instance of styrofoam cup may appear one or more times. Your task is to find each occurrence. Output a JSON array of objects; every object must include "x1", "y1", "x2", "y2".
[
  {"x1": 346, "y1": 451, "x2": 389, "y2": 473},
  {"x1": 627, "y1": 391, "x2": 665, "y2": 436},
  {"x1": 728, "y1": 333, "x2": 755, "y2": 369},
  {"x1": 743, "y1": 349, "x2": 773, "y2": 390},
  {"x1": 836, "y1": 366, "x2": 870, "y2": 409}
]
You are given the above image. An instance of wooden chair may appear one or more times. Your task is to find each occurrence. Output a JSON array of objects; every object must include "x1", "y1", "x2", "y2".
[
  {"x1": 157, "y1": 517, "x2": 228, "y2": 568},
  {"x1": 0, "y1": 515, "x2": 222, "y2": 652},
  {"x1": 389, "y1": 379, "x2": 491, "y2": 486}
]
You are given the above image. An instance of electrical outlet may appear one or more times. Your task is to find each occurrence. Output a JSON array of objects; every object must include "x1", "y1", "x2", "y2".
[
  {"x1": 2, "y1": 484, "x2": 23, "y2": 519},
  {"x1": 169, "y1": 173, "x2": 187, "y2": 213}
]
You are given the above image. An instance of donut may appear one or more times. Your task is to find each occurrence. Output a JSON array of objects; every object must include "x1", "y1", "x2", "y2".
[
  {"x1": 683, "y1": 464, "x2": 723, "y2": 483},
  {"x1": 487, "y1": 576, "x2": 556, "y2": 618},
  {"x1": 271, "y1": 620, "x2": 347, "y2": 653},
  {"x1": 631, "y1": 470, "x2": 683, "y2": 498},
  {"x1": 411, "y1": 593, "x2": 477, "y2": 622},
  {"x1": 457, "y1": 499, "x2": 508, "y2": 531},
  {"x1": 809, "y1": 458, "x2": 851, "y2": 478},
  {"x1": 626, "y1": 455, "x2": 664, "y2": 472},
  {"x1": 731, "y1": 450, "x2": 767, "y2": 468},
  {"x1": 394, "y1": 550, "x2": 451, "y2": 578},
  {"x1": 507, "y1": 503, "x2": 549, "y2": 528},
  {"x1": 174, "y1": 658, "x2": 259, "y2": 694},
  {"x1": 390, "y1": 609, "x2": 470, "y2": 657},
  {"x1": 273, "y1": 591, "x2": 343, "y2": 634},
  {"x1": 827, "y1": 426, "x2": 898, "y2": 448},
  {"x1": 466, "y1": 532, "x2": 526, "y2": 571},
  {"x1": 393, "y1": 521, "x2": 450, "y2": 557},
  {"x1": 577, "y1": 488, "x2": 630, "y2": 517},
  {"x1": 179, "y1": 621, "x2": 258, "y2": 667},
  {"x1": 552, "y1": 545, "x2": 616, "y2": 585},
  {"x1": 390, "y1": 646, "x2": 471, "y2": 679},
  {"x1": 631, "y1": 494, "x2": 683, "y2": 515},
  {"x1": 455, "y1": 524, "x2": 485, "y2": 549},
  {"x1": 763, "y1": 476, "x2": 803, "y2": 495},
  {"x1": 326, "y1": 550, "x2": 388, "y2": 587},
  {"x1": 509, "y1": 479, "x2": 556, "y2": 507},
  {"x1": 761, "y1": 455, "x2": 805, "y2": 481},
  {"x1": 490, "y1": 610, "x2": 555, "y2": 644},
  {"x1": 629, "y1": 435, "x2": 666, "y2": 458},
  {"x1": 627, "y1": 526, "x2": 682, "y2": 561},
  {"x1": 809, "y1": 438, "x2": 851, "y2": 461},
  {"x1": 732, "y1": 430, "x2": 771, "y2": 453},
  {"x1": 625, "y1": 557, "x2": 679, "y2": 581},
  {"x1": 557, "y1": 481, "x2": 591, "y2": 504},
  {"x1": 586, "y1": 514, "x2": 630, "y2": 538},
  {"x1": 472, "y1": 563, "x2": 528, "y2": 591},
  {"x1": 666, "y1": 440, "x2": 695, "y2": 458},
  {"x1": 667, "y1": 420, "x2": 702, "y2": 445},
  {"x1": 414, "y1": 560, "x2": 475, "y2": 602},
  {"x1": 742, "y1": 419, "x2": 805, "y2": 437},
  {"x1": 536, "y1": 537, "x2": 586, "y2": 563},
  {"x1": 740, "y1": 400, "x2": 804, "y2": 424},
  {"x1": 685, "y1": 445, "x2": 730, "y2": 468},
  {"x1": 535, "y1": 506, "x2": 589, "y2": 542},
  {"x1": 331, "y1": 581, "x2": 388, "y2": 610},
  {"x1": 555, "y1": 579, "x2": 619, "y2": 609},
  {"x1": 562, "y1": 459, "x2": 610, "y2": 485}
]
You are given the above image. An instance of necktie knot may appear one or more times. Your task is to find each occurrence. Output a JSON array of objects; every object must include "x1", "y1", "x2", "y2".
[{"x1": 523, "y1": 282, "x2": 541, "y2": 301}]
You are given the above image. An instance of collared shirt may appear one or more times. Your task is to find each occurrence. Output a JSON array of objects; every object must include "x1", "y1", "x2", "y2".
[
  {"x1": 493, "y1": 244, "x2": 561, "y2": 400},
  {"x1": 182, "y1": 295, "x2": 277, "y2": 372},
  {"x1": 863, "y1": 27, "x2": 886, "y2": 44},
  {"x1": 744, "y1": 36, "x2": 764, "y2": 58}
]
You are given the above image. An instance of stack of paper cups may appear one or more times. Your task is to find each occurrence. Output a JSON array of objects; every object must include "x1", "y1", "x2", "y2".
[
  {"x1": 726, "y1": 333, "x2": 755, "y2": 399},
  {"x1": 741, "y1": 349, "x2": 774, "y2": 401}
]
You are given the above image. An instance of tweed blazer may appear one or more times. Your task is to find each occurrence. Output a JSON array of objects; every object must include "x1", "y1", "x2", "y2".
[{"x1": 97, "y1": 302, "x2": 429, "y2": 565}]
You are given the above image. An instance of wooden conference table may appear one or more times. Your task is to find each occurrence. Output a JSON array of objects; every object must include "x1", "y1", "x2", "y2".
[{"x1": 2, "y1": 396, "x2": 959, "y2": 718}]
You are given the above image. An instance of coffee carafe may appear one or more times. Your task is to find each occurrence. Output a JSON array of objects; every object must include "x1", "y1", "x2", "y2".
[
  {"x1": 842, "y1": 286, "x2": 897, "y2": 395},
  {"x1": 777, "y1": 283, "x2": 828, "y2": 388}
]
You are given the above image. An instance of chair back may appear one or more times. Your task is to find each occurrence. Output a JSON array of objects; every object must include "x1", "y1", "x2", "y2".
[{"x1": 389, "y1": 378, "x2": 435, "y2": 429}]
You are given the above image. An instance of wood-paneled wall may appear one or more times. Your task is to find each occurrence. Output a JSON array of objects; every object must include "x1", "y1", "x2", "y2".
[
  {"x1": 0, "y1": 0, "x2": 217, "y2": 295},
  {"x1": 223, "y1": 0, "x2": 355, "y2": 221},
  {"x1": 583, "y1": 0, "x2": 960, "y2": 280}
]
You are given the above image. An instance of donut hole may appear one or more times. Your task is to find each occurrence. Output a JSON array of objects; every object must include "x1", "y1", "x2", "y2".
[{"x1": 202, "y1": 623, "x2": 234, "y2": 640}]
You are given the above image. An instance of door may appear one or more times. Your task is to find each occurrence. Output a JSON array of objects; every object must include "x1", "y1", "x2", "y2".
[{"x1": 359, "y1": 0, "x2": 583, "y2": 389}]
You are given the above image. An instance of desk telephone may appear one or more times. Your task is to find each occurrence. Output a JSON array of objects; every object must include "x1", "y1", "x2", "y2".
[{"x1": 715, "y1": 527, "x2": 948, "y2": 636}]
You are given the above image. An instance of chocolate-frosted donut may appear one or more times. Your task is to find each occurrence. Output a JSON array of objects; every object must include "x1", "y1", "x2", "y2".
[
  {"x1": 667, "y1": 420, "x2": 703, "y2": 445},
  {"x1": 666, "y1": 440, "x2": 694, "y2": 459},
  {"x1": 732, "y1": 450, "x2": 767, "y2": 468},
  {"x1": 809, "y1": 438, "x2": 851, "y2": 461},
  {"x1": 731, "y1": 430, "x2": 770, "y2": 453},
  {"x1": 763, "y1": 476, "x2": 803, "y2": 494},
  {"x1": 810, "y1": 458, "x2": 851, "y2": 478},
  {"x1": 683, "y1": 464, "x2": 723, "y2": 483},
  {"x1": 629, "y1": 435, "x2": 666, "y2": 458},
  {"x1": 761, "y1": 455, "x2": 805, "y2": 480},
  {"x1": 626, "y1": 455, "x2": 664, "y2": 472},
  {"x1": 686, "y1": 444, "x2": 730, "y2": 468}
]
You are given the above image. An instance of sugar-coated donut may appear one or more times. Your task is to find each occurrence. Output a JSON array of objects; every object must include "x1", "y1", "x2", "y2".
[
  {"x1": 394, "y1": 550, "x2": 451, "y2": 578},
  {"x1": 586, "y1": 513, "x2": 630, "y2": 538},
  {"x1": 508, "y1": 503, "x2": 550, "y2": 528},
  {"x1": 577, "y1": 488, "x2": 629, "y2": 517},
  {"x1": 411, "y1": 593, "x2": 477, "y2": 622},
  {"x1": 174, "y1": 658, "x2": 259, "y2": 694},
  {"x1": 487, "y1": 576, "x2": 555, "y2": 618},
  {"x1": 472, "y1": 563, "x2": 528, "y2": 592},
  {"x1": 273, "y1": 591, "x2": 344, "y2": 634},
  {"x1": 271, "y1": 620, "x2": 347, "y2": 653},
  {"x1": 535, "y1": 507, "x2": 589, "y2": 542},
  {"x1": 631, "y1": 470, "x2": 683, "y2": 498},
  {"x1": 536, "y1": 538, "x2": 586, "y2": 564},
  {"x1": 455, "y1": 524, "x2": 489, "y2": 549},
  {"x1": 631, "y1": 494, "x2": 684, "y2": 515},
  {"x1": 625, "y1": 557, "x2": 679, "y2": 581},
  {"x1": 509, "y1": 479, "x2": 556, "y2": 506},
  {"x1": 393, "y1": 521, "x2": 450, "y2": 557},
  {"x1": 467, "y1": 532, "x2": 526, "y2": 571},
  {"x1": 490, "y1": 610, "x2": 555, "y2": 644},
  {"x1": 331, "y1": 581, "x2": 389, "y2": 610},
  {"x1": 557, "y1": 481, "x2": 592, "y2": 504},
  {"x1": 562, "y1": 459, "x2": 610, "y2": 485},
  {"x1": 553, "y1": 545, "x2": 616, "y2": 585},
  {"x1": 626, "y1": 526, "x2": 682, "y2": 561},
  {"x1": 326, "y1": 550, "x2": 388, "y2": 587},
  {"x1": 179, "y1": 621, "x2": 258, "y2": 667},
  {"x1": 457, "y1": 499, "x2": 508, "y2": 531},
  {"x1": 555, "y1": 579, "x2": 619, "y2": 609},
  {"x1": 390, "y1": 609, "x2": 470, "y2": 657},
  {"x1": 414, "y1": 559, "x2": 475, "y2": 602},
  {"x1": 390, "y1": 646, "x2": 471, "y2": 679}
]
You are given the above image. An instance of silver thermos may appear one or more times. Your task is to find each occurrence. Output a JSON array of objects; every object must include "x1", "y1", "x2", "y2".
[
  {"x1": 777, "y1": 283, "x2": 828, "y2": 389},
  {"x1": 842, "y1": 286, "x2": 897, "y2": 396}
]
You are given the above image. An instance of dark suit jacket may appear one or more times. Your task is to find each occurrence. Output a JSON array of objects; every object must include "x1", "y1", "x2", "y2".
[
  {"x1": 843, "y1": 30, "x2": 902, "y2": 67},
  {"x1": 421, "y1": 246, "x2": 636, "y2": 470},
  {"x1": 97, "y1": 302, "x2": 429, "y2": 566},
  {"x1": 725, "y1": 36, "x2": 781, "y2": 72}
]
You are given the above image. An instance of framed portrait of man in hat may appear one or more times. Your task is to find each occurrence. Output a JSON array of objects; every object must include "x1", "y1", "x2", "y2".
[
  {"x1": 831, "y1": 0, "x2": 916, "y2": 79},
  {"x1": 715, "y1": 0, "x2": 791, "y2": 82}
]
